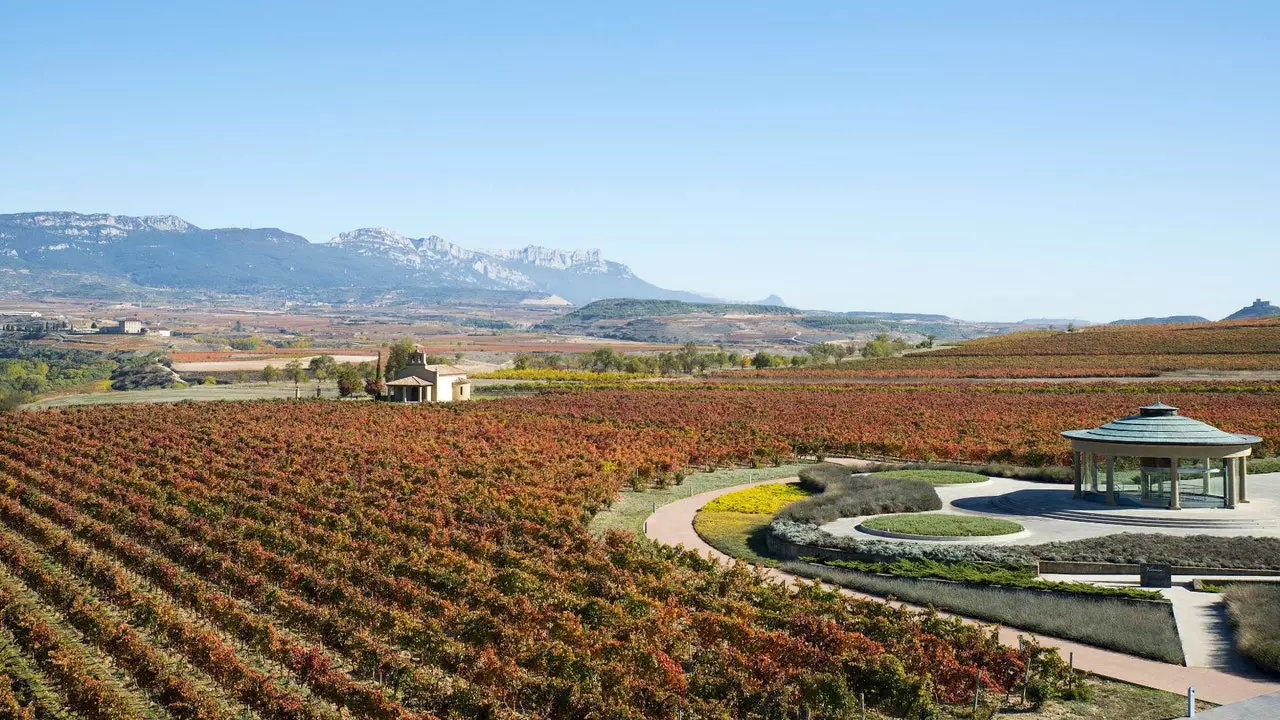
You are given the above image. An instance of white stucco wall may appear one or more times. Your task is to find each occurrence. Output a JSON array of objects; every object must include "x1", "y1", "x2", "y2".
[{"x1": 436, "y1": 376, "x2": 456, "y2": 402}]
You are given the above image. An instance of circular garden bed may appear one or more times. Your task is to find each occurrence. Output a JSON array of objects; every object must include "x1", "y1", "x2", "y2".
[
  {"x1": 873, "y1": 469, "x2": 990, "y2": 485},
  {"x1": 860, "y1": 513, "x2": 1024, "y2": 538}
]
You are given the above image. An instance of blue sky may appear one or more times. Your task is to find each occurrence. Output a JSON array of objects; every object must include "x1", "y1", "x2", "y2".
[{"x1": 2, "y1": 2, "x2": 1276, "y2": 321}]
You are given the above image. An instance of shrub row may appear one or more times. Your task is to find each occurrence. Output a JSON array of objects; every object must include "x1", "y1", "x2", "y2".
[
  {"x1": 778, "y1": 464, "x2": 942, "y2": 525},
  {"x1": 814, "y1": 558, "x2": 1164, "y2": 601},
  {"x1": 770, "y1": 519, "x2": 1039, "y2": 567},
  {"x1": 787, "y1": 561, "x2": 1185, "y2": 664},
  {"x1": 774, "y1": 520, "x2": 1280, "y2": 572},
  {"x1": 1250, "y1": 456, "x2": 1280, "y2": 475},
  {"x1": 868, "y1": 462, "x2": 1073, "y2": 483},
  {"x1": 1031, "y1": 533, "x2": 1280, "y2": 571}
]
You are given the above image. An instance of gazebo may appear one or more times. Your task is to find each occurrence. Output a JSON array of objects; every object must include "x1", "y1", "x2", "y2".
[{"x1": 1062, "y1": 403, "x2": 1260, "y2": 510}]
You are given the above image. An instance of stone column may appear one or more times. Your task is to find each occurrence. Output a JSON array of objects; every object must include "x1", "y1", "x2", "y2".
[
  {"x1": 1105, "y1": 456, "x2": 1116, "y2": 505},
  {"x1": 1072, "y1": 450, "x2": 1083, "y2": 499},
  {"x1": 1140, "y1": 467, "x2": 1150, "y2": 502},
  {"x1": 1090, "y1": 454, "x2": 1099, "y2": 493},
  {"x1": 1239, "y1": 457, "x2": 1250, "y2": 503},
  {"x1": 1224, "y1": 458, "x2": 1235, "y2": 509},
  {"x1": 1203, "y1": 458, "x2": 1211, "y2": 496},
  {"x1": 1169, "y1": 460, "x2": 1181, "y2": 510}
]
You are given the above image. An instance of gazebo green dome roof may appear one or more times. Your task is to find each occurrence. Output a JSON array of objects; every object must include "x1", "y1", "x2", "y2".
[{"x1": 1062, "y1": 403, "x2": 1262, "y2": 447}]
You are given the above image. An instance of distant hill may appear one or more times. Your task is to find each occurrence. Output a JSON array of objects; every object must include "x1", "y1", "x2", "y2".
[
  {"x1": 1110, "y1": 315, "x2": 1209, "y2": 325},
  {"x1": 0, "y1": 211, "x2": 720, "y2": 306},
  {"x1": 541, "y1": 298, "x2": 798, "y2": 327},
  {"x1": 537, "y1": 298, "x2": 994, "y2": 344},
  {"x1": 753, "y1": 294, "x2": 788, "y2": 306},
  {"x1": 1017, "y1": 318, "x2": 1093, "y2": 326},
  {"x1": 1225, "y1": 299, "x2": 1280, "y2": 321}
]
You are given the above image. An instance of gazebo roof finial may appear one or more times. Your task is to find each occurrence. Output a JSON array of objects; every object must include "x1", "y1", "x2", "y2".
[{"x1": 1140, "y1": 402, "x2": 1179, "y2": 417}]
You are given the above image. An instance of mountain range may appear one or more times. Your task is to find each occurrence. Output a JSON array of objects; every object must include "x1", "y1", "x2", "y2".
[{"x1": 0, "y1": 212, "x2": 722, "y2": 306}]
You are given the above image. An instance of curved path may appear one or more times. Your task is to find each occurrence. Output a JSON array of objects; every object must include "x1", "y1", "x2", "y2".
[{"x1": 644, "y1": 477, "x2": 1280, "y2": 705}]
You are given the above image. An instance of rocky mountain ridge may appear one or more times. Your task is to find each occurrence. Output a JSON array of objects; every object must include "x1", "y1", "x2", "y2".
[{"x1": 0, "y1": 211, "x2": 706, "y2": 305}]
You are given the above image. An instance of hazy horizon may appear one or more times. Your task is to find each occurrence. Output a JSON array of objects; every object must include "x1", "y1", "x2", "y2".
[{"x1": 3, "y1": 2, "x2": 1276, "y2": 321}]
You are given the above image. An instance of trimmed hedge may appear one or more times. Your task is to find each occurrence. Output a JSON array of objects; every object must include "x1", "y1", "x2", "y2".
[
  {"x1": 771, "y1": 518, "x2": 1038, "y2": 567},
  {"x1": 778, "y1": 463, "x2": 942, "y2": 525},
  {"x1": 868, "y1": 461, "x2": 1072, "y2": 484}
]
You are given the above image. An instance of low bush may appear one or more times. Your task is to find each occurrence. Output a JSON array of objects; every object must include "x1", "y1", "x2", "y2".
[
  {"x1": 770, "y1": 518, "x2": 1039, "y2": 567},
  {"x1": 701, "y1": 482, "x2": 810, "y2": 515},
  {"x1": 862, "y1": 513, "x2": 1023, "y2": 537},
  {"x1": 789, "y1": 561, "x2": 1184, "y2": 664},
  {"x1": 1029, "y1": 533, "x2": 1280, "y2": 570},
  {"x1": 1250, "y1": 456, "x2": 1280, "y2": 475},
  {"x1": 869, "y1": 461, "x2": 1073, "y2": 483},
  {"x1": 1192, "y1": 578, "x2": 1280, "y2": 593},
  {"x1": 1224, "y1": 585, "x2": 1280, "y2": 674},
  {"x1": 871, "y1": 469, "x2": 990, "y2": 485},
  {"x1": 779, "y1": 463, "x2": 941, "y2": 525},
  {"x1": 816, "y1": 558, "x2": 1164, "y2": 601}
]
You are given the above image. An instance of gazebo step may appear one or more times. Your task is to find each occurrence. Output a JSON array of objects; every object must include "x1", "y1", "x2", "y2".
[{"x1": 989, "y1": 495, "x2": 1272, "y2": 529}]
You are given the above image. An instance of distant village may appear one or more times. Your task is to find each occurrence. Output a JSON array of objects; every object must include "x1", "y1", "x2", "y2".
[{"x1": 0, "y1": 312, "x2": 172, "y2": 337}]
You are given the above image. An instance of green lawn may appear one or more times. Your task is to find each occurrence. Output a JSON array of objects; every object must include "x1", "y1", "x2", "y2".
[
  {"x1": 692, "y1": 481, "x2": 813, "y2": 566},
  {"x1": 873, "y1": 469, "x2": 989, "y2": 485},
  {"x1": 693, "y1": 511, "x2": 779, "y2": 566},
  {"x1": 587, "y1": 464, "x2": 810, "y2": 537},
  {"x1": 996, "y1": 678, "x2": 1213, "y2": 720},
  {"x1": 862, "y1": 513, "x2": 1023, "y2": 537}
]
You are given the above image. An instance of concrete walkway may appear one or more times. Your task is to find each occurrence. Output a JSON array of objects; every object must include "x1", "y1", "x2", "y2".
[
  {"x1": 644, "y1": 477, "x2": 1280, "y2": 705},
  {"x1": 823, "y1": 474, "x2": 1280, "y2": 543},
  {"x1": 1038, "y1": 572, "x2": 1280, "y2": 672}
]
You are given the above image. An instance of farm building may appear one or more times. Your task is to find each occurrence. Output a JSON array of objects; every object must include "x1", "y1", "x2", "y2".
[
  {"x1": 386, "y1": 351, "x2": 472, "y2": 403},
  {"x1": 108, "y1": 318, "x2": 144, "y2": 334}
]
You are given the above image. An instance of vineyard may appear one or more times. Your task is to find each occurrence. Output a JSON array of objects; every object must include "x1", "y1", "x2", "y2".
[
  {"x1": 0, "y1": 400, "x2": 1062, "y2": 719},
  {"x1": 717, "y1": 318, "x2": 1280, "y2": 379},
  {"x1": 497, "y1": 384, "x2": 1280, "y2": 464},
  {"x1": 722, "y1": 353, "x2": 1280, "y2": 380},
  {"x1": 934, "y1": 319, "x2": 1280, "y2": 356},
  {"x1": 0, "y1": 381, "x2": 1275, "y2": 717}
]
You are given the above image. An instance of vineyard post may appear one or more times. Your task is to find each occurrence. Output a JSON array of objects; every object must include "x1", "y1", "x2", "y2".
[
  {"x1": 971, "y1": 667, "x2": 982, "y2": 713},
  {"x1": 1021, "y1": 655, "x2": 1031, "y2": 705}
]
